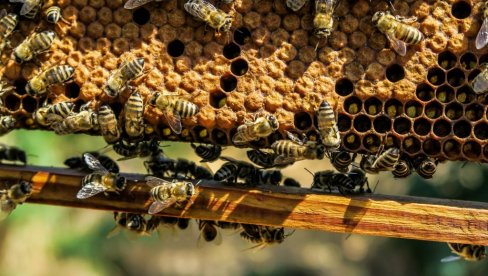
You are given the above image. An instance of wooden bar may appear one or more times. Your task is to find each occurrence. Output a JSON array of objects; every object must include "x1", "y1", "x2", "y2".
[{"x1": 1, "y1": 164, "x2": 488, "y2": 245}]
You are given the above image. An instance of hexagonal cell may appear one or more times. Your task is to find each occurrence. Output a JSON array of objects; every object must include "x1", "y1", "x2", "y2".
[
  {"x1": 132, "y1": 7, "x2": 150, "y2": 25},
  {"x1": 167, "y1": 39, "x2": 185, "y2": 57},
  {"x1": 22, "y1": 96, "x2": 37, "y2": 113},
  {"x1": 223, "y1": 43, "x2": 241, "y2": 60},
  {"x1": 433, "y1": 119, "x2": 451, "y2": 137},
  {"x1": 403, "y1": 136, "x2": 421, "y2": 155},
  {"x1": 353, "y1": 114, "x2": 371, "y2": 133},
  {"x1": 192, "y1": 125, "x2": 211, "y2": 143},
  {"x1": 451, "y1": 1, "x2": 471, "y2": 19},
  {"x1": 220, "y1": 75, "x2": 238, "y2": 92},
  {"x1": 438, "y1": 51, "x2": 457, "y2": 70},
  {"x1": 413, "y1": 118, "x2": 431, "y2": 136},
  {"x1": 393, "y1": 117, "x2": 411, "y2": 135},
  {"x1": 423, "y1": 139, "x2": 441, "y2": 156},
  {"x1": 463, "y1": 141, "x2": 481, "y2": 160},
  {"x1": 66, "y1": 82, "x2": 81, "y2": 99},
  {"x1": 435, "y1": 85, "x2": 454, "y2": 103},
  {"x1": 337, "y1": 113, "x2": 352, "y2": 132},
  {"x1": 416, "y1": 83, "x2": 435, "y2": 102},
  {"x1": 465, "y1": 103, "x2": 484, "y2": 121},
  {"x1": 456, "y1": 85, "x2": 475, "y2": 104},
  {"x1": 447, "y1": 68, "x2": 465, "y2": 88},
  {"x1": 109, "y1": 102, "x2": 124, "y2": 117},
  {"x1": 294, "y1": 112, "x2": 313, "y2": 131},
  {"x1": 211, "y1": 128, "x2": 229, "y2": 145},
  {"x1": 468, "y1": 69, "x2": 481, "y2": 82},
  {"x1": 364, "y1": 97, "x2": 382, "y2": 116},
  {"x1": 405, "y1": 100, "x2": 423, "y2": 118},
  {"x1": 5, "y1": 94, "x2": 20, "y2": 112},
  {"x1": 445, "y1": 102, "x2": 463, "y2": 120},
  {"x1": 335, "y1": 78, "x2": 354, "y2": 97},
  {"x1": 453, "y1": 120, "x2": 472, "y2": 138},
  {"x1": 424, "y1": 101, "x2": 442, "y2": 119},
  {"x1": 385, "y1": 135, "x2": 401, "y2": 149},
  {"x1": 344, "y1": 96, "x2": 362, "y2": 115},
  {"x1": 234, "y1": 27, "x2": 251, "y2": 45},
  {"x1": 231, "y1": 59, "x2": 249, "y2": 76},
  {"x1": 373, "y1": 115, "x2": 391, "y2": 134},
  {"x1": 460, "y1": 52, "x2": 477, "y2": 70},
  {"x1": 427, "y1": 67, "x2": 445, "y2": 86},
  {"x1": 14, "y1": 79, "x2": 27, "y2": 96},
  {"x1": 306, "y1": 130, "x2": 321, "y2": 142},
  {"x1": 343, "y1": 133, "x2": 361, "y2": 151},
  {"x1": 384, "y1": 99, "x2": 403, "y2": 117},
  {"x1": 362, "y1": 134, "x2": 381, "y2": 152},
  {"x1": 385, "y1": 64, "x2": 405, "y2": 83},
  {"x1": 474, "y1": 122, "x2": 488, "y2": 140},
  {"x1": 209, "y1": 91, "x2": 227, "y2": 108},
  {"x1": 443, "y1": 139, "x2": 461, "y2": 158}
]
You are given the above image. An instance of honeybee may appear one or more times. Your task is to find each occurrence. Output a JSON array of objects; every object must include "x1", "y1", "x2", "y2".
[
  {"x1": 98, "y1": 105, "x2": 121, "y2": 144},
  {"x1": 13, "y1": 30, "x2": 56, "y2": 63},
  {"x1": 476, "y1": 2, "x2": 488, "y2": 49},
  {"x1": 240, "y1": 224, "x2": 293, "y2": 249},
  {"x1": 33, "y1": 101, "x2": 74, "y2": 126},
  {"x1": 309, "y1": 169, "x2": 353, "y2": 194},
  {"x1": 44, "y1": 6, "x2": 70, "y2": 25},
  {"x1": 26, "y1": 65, "x2": 75, "y2": 96},
  {"x1": 232, "y1": 113, "x2": 279, "y2": 145},
  {"x1": 148, "y1": 92, "x2": 200, "y2": 134},
  {"x1": 144, "y1": 150, "x2": 175, "y2": 177},
  {"x1": 271, "y1": 132, "x2": 326, "y2": 165},
  {"x1": 317, "y1": 100, "x2": 341, "y2": 150},
  {"x1": 0, "y1": 115, "x2": 16, "y2": 135},
  {"x1": 77, "y1": 153, "x2": 127, "y2": 199},
  {"x1": 191, "y1": 143, "x2": 221, "y2": 162},
  {"x1": 0, "y1": 11, "x2": 19, "y2": 58},
  {"x1": 197, "y1": 220, "x2": 222, "y2": 245},
  {"x1": 64, "y1": 152, "x2": 119, "y2": 173},
  {"x1": 171, "y1": 158, "x2": 213, "y2": 180},
  {"x1": 360, "y1": 147, "x2": 400, "y2": 174},
  {"x1": 53, "y1": 109, "x2": 98, "y2": 135},
  {"x1": 184, "y1": 0, "x2": 233, "y2": 34},
  {"x1": 124, "y1": 0, "x2": 165, "y2": 9},
  {"x1": 441, "y1": 243, "x2": 486, "y2": 262},
  {"x1": 286, "y1": 0, "x2": 307, "y2": 12},
  {"x1": 9, "y1": 0, "x2": 43, "y2": 19},
  {"x1": 0, "y1": 144, "x2": 26, "y2": 164},
  {"x1": 283, "y1": 177, "x2": 301, "y2": 187},
  {"x1": 123, "y1": 91, "x2": 145, "y2": 138},
  {"x1": 471, "y1": 63, "x2": 488, "y2": 94},
  {"x1": 330, "y1": 151, "x2": 356, "y2": 173},
  {"x1": 108, "y1": 212, "x2": 149, "y2": 238},
  {"x1": 0, "y1": 180, "x2": 32, "y2": 221},
  {"x1": 372, "y1": 11, "x2": 424, "y2": 56},
  {"x1": 104, "y1": 57, "x2": 145, "y2": 97},
  {"x1": 145, "y1": 176, "x2": 197, "y2": 214},
  {"x1": 313, "y1": 0, "x2": 337, "y2": 40},
  {"x1": 392, "y1": 158, "x2": 412, "y2": 178},
  {"x1": 413, "y1": 156, "x2": 437, "y2": 179},
  {"x1": 214, "y1": 156, "x2": 256, "y2": 184},
  {"x1": 113, "y1": 139, "x2": 160, "y2": 161},
  {"x1": 246, "y1": 149, "x2": 294, "y2": 169}
]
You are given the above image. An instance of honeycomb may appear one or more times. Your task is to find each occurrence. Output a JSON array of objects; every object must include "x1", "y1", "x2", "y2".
[{"x1": 0, "y1": 0, "x2": 487, "y2": 162}]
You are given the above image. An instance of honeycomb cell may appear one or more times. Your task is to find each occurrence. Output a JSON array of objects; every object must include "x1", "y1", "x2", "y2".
[
  {"x1": 14, "y1": 79, "x2": 27, "y2": 96},
  {"x1": 212, "y1": 128, "x2": 229, "y2": 145},
  {"x1": 435, "y1": 85, "x2": 455, "y2": 103},
  {"x1": 451, "y1": 1, "x2": 471, "y2": 19},
  {"x1": 220, "y1": 75, "x2": 238, "y2": 92},
  {"x1": 425, "y1": 101, "x2": 443, "y2": 119},
  {"x1": 447, "y1": 68, "x2": 465, "y2": 87},
  {"x1": 427, "y1": 67, "x2": 445, "y2": 86},
  {"x1": 433, "y1": 119, "x2": 451, "y2": 137},
  {"x1": 443, "y1": 139, "x2": 461, "y2": 158},
  {"x1": 453, "y1": 120, "x2": 472, "y2": 138},
  {"x1": 445, "y1": 102, "x2": 463, "y2": 120},
  {"x1": 66, "y1": 83, "x2": 81, "y2": 99},
  {"x1": 22, "y1": 97, "x2": 37, "y2": 113},
  {"x1": 373, "y1": 115, "x2": 391, "y2": 134},
  {"x1": 5, "y1": 94, "x2": 20, "y2": 112},
  {"x1": 405, "y1": 100, "x2": 423, "y2": 118},
  {"x1": 335, "y1": 78, "x2": 354, "y2": 96},
  {"x1": 294, "y1": 112, "x2": 312, "y2": 131},
  {"x1": 384, "y1": 99, "x2": 403, "y2": 117},
  {"x1": 437, "y1": 51, "x2": 457, "y2": 70},
  {"x1": 468, "y1": 69, "x2": 480, "y2": 82},
  {"x1": 353, "y1": 115, "x2": 371, "y2": 133},
  {"x1": 231, "y1": 59, "x2": 249, "y2": 76},
  {"x1": 209, "y1": 91, "x2": 227, "y2": 108},
  {"x1": 413, "y1": 118, "x2": 431, "y2": 136},
  {"x1": 167, "y1": 39, "x2": 185, "y2": 57},
  {"x1": 343, "y1": 133, "x2": 360, "y2": 151},
  {"x1": 423, "y1": 138, "x2": 441, "y2": 156},
  {"x1": 344, "y1": 96, "x2": 362, "y2": 115},
  {"x1": 385, "y1": 135, "x2": 401, "y2": 149},
  {"x1": 465, "y1": 103, "x2": 484, "y2": 121},
  {"x1": 456, "y1": 85, "x2": 475, "y2": 104},
  {"x1": 460, "y1": 52, "x2": 477, "y2": 70},
  {"x1": 364, "y1": 97, "x2": 382, "y2": 116},
  {"x1": 363, "y1": 134, "x2": 381, "y2": 152},
  {"x1": 474, "y1": 122, "x2": 488, "y2": 140},
  {"x1": 133, "y1": 7, "x2": 150, "y2": 25},
  {"x1": 416, "y1": 83, "x2": 435, "y2": 102},
  {"x1": 403, "y1": 136, "x2": 421, "y2": 155},
  {"x1": 234, "y1": 27, "x2": 251, "y2": 45},
  {"x1": 463, "y1": 141, "x2": 481, "y2": 160},
  {"x1": 393, "y1": 117, "x2": 411, "y2": 135},
  {"x1": 337, "y1": 114, "x2": 352, "y2": 132},
  {"x1": 223, "y1": 43, "x2": 241, "y2": 59}
]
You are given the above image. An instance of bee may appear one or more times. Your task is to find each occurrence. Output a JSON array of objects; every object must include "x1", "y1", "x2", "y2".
[
  {"x1": 253, "y1": 169, "x2": 282, "y2": 186},
  {"x1": 246, "y1": 149, "x2": 294, "y2": 169},
  {"x1": 0, "y1": 115, "x2": 16, "y2": 135},
  {"x1": 145, "y1": 176, "x2": 197, "y2": 214},
  {"x1": 286, "y1": 0, "x2": 307, "y2": 12},
  {"x1": 232, "y1": 114, "x2": 279, "y2": 145},
  {"x1": 392, "y1": 158, "x2": 412, "y2": 178},
  {"x1": 309, "y1": 169, "x2": 353, "y2": 194},
  {"x1": 413, "y1": 156, "x2": 437, "y2": 179},
  {"x1": 372, "y1": 11, "x2": 424, "y2": 56},
  {"x1": 104, "y1": 57, "x2": 144, "y2": 97},
  {"x1": 313, "y1": 0, "x2": 337, "y2": 40},
  {"x1": 441, "y1": 243, "x2": 486, "y2": 263},
  {"x1": 64, "y1": 152, "x2": 119, "y2": 173},
  {"x1": 347, "y1": 167, "x2": 371, "y2": 193},
  {"x1": 124, "y1": 91, "x2": 145, "y2": 138},
  {"x1": 124, "y1": 0, "x2": 165, "y2": 9},
  {"x1": 240, "y1": 224, "x2": 293, "y2": 248},
  {"x1": 0, "y1": 144, "x2": 26, "y2": 164},
  {"x1": 329, "y1": 151, "x2": 356, "y2": 173},
  {"x1": 183, "y1": 0, "x2": 233, "y2": 34},
  {"x1": 360, "y1": 147, "x2": 400, "y2": 174},
  {"x1": 271, "y1": 132, "x2": 326, "y2": 165},
  {"x1": 476, "y1": 2, "x2": 488, "y2": 49},
  {"x1": 113, "y1": 139, "x2": 160, "y2": 161},
  {"x1": 98, "y1": 105, "x2": 121, "y2": 144},
  {"x1": 148, "y1": 92, "x2": 200, "y2": 134},
  {"x1": 26, "y1": 65, "x2": 75, "y2": 96},
  {"x1": 13, "y1": 30, "x2": 56, "y2": 63},
  {"x1": 283, "y1": 177, "x2": 301, "y2": 187},
  {"x1": 317, "y1": 100, "x2": 341, "y2": 151},
  {"x1": 191, "y1": 143, "x2": 221, "y2": 162},
  {"x1": 0, "y1": 11, "x2": 19, "y2": 58},
  {"x1": 0, "y1": 180, "x2": 32, "y2": 221},
  {"x1": 216, "y1": 220, "x2": 240, "y2": 230},
  {"x1": 9, "y1": 0, "x2": 43, "y2": 19},
  {"x1": 471, "y1": 63, "x2": 488, "y2": 94},
  {"x1": 173, "y1": 158, "x2": 213, "y2": 180},
  {"x1": 144, "y1": 150, "x2": 175, "y2": 177},
  {"x1": 33, "y1": 101, "x2": 74, "y2": 126},
  {"x1": 108, "y1": 212, "x2": 149, "y2": 238},
  {"x1": 197, "y1": 220, "x2": 222, "y2": 245},
  {"x1": 215, "y1": 156, "x2": 257, "y2": 185},
  {"x1": 44, "y1": 6, "x2": 71, "y2": 25},
  {"x1": 53, "y1": 109, "x2": 98, "y2": 135}
]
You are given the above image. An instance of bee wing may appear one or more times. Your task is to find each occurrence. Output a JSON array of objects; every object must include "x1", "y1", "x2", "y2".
[
  {"x1": 440, "y1": 255, "x2": 461, "y2": 263},
  {"x1": 232, "y1": 131, "x2": 248, "y2": 145},
  {"x1": 476, "y1": 18, "x2": 488, "y2": 49},
  {"x1": 76, "y1": 182, "x2": 107, "y2": 199},
  {"x1": 274, "y1": 155, "x2": 299, "y2": 166},
  {"x1": 184, "y1": 0, "x2": 216, "y2": 21},
  {"x1": 0, "y1": 9, "x2": 7, "y2": 18},
  {"x1": 0, "y1": 199, "x2": 14, "y2": 221},
  {"x1": 145, "y1": 175, "x2": 173, "y2": 187},
  {"x1": 148, "y1": 198, "x2": 177, "y2": 214},
  {"x1": 285, "y1": 131, "x2": 304, "y2": 145},
  {"x1": 386, "y1": 33, "x2": 407, "y2": 56},
  {"x1": 83, "y1": 153, "x2": 109, "y2": 174},
  {"x1": 124, "y1": 0, "x2": 155, "y2": 9},
  {"x1": 18, "y1": 0, "x2": 40, "y2": 16},
  {"x1": 106, "y1": 225, "x2": 122, "y2": 238},
  {"x1": 164, "y1": 108, "x2": 182, "y2": 134}
]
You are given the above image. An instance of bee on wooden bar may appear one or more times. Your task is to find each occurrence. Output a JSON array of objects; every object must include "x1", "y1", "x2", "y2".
[
  {"x1": 232, "y1": 113, "x2": 279, "y2": 145},
  {"x1": 98, "y1": 105, "x2": 121, "y2": 144},
  {"x1": 9, "y1": 0, "x2": 43, "y2": 19},
  {"x1": 52, "y1": 107, "x2": 98, "y2": 135},
  {"x1": 104, "y1": 57, "x2": 144, "y2": 97},
  {"x1": 184, "y1": 0, "x2": 233, "y2": 34},
  {"x1": 372, "y1": 11, "x2": 424, "y2": 56},
  {"x1": 124, "y1": 91, "x2": 145, "y2": 138},
  {"x1": 33, "y1": 101, "x2": 74, "y2": 126},
  {"x1": 0, "y1": 11, "x2": 19, "y2": 58},
  {"x1": 26, "y1": 65, "x2": 75, "y2": 96},
  {"x1": 286, "y1": 0, "x2": 307, "y2": 12},
  {"x1": 309, "y1": 169, "x2": 354, "y2": 194},
  {"x1": 124, "y1": 0, "x2": 165, "y2": 9},
  {"x1": 271, "y1": 132, "x2": 326, "y2": 165},
  {"x1": 0, "y1": 144, "x2": 26, "y2": 164},
  {"x1": 113, "y1": 139, "x2": 160, "y2": 161},
  {"x1": 313, "y1": 0, "x2": 337, "y2": 41},
  {"x1": 240, "y1": 224, "x2": 293, "y2": 249},
  {"x1": 13, "y1": 30, "x2": 56, "y2": 63},
  {"x1": 144, "y1": 150, "x2": 175, "y2": 177},
  {"x1": 173, "y1": 158, "x2": 213, "y2": 180},
  {"x1": 215, "y1": 156, "x2": 257, "y2": 185},
  {"x1": 476, "y1": 2, "x2": 488, "y2": 49},
  {"x1": 64, "y1": 151, "x2": 119, "y2": 173},
  {"x1": 317, "y1": 100, "x2": 341, "y2": 151},
  {"x1": 392, "y1": 158, "x2": 412, "y2": 178},
  {"x1": 283, "y1": 177, "x2": 301, "y2": 187},
  {"x1": 0, "y1": 180, "x2": 32, "y2": 221},
  {"x1": 246, "y1": 149, "x2": 294, "y2": 169},
  {"x1": 471, "y1": 63, "x2": 488, "y2": 94},
  {"x1": 44, "y1": 6, "x2": 71, "y2": 25},
  {"x1": 216, "y1": 220, "x2": 240, "y2": 230},
  {"x1": 148, "y1": 92, "x2": 200, "y2": 134},
  {"x1": 77, "y1": 153, "x2": 126, "y2": 199},
  {"x1": 441, "y1": 243, "x2": 486, "y2": 262},
  {"x1": 145, "y1": 176, "x2": 197, "y2": 214},
  {"x1": 0, "y1": 116, "x2": 16, "y2": 136},
  {"x1": 197, "y1": 220, "x2": 222, "y2": 245},
  {"x1": 191, "y1": 143, "x2": 221, "y2": 162},
  {"x1": 107, "y1": 212, "x2": 149, "y2": 238}
]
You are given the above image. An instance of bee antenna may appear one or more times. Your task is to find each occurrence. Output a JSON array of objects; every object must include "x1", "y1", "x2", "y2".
[
  {"x1": 304, "y1": 168, "x2": 315, "y2": 177},
  {"x1": 372, "y1": 179, "x2": 380, "y2": 194}
]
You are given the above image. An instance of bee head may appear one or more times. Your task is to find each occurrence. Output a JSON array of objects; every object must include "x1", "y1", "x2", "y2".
[
  {"x1": 266, "y1": 115, "x2": 279, "y2": 130},
  {"x1": 10, "y1": 13, "x2": 19, "y2": 22},
  {"x1": 135, "y1": 57, "x2": 145, "y2": 68},
  {"x1": 25, "y1": 82, "x2": 35, "y2": 95},
  {"x1": 315, "y1": 144, "x2": 326, "y2": 160},
  {"x1": 371, "y1": 11, "x2": 384, "y2": 25},
  {"x1": 13, "y1": 52, "x2": 24, "y2": 64},
  {"x1": 149, "y1": 92, "x2": 160, "y2": 106},
  {"x1": 314, "y1": 28, "x2": 331, "y2": 39},
  {"x1": 186, "y1": 183, "x2": 195, "y2": 197},
  {"x1": 218, "y1": 16, "x2": 233, "y2": 33},
  {"x1": 17, "y1": 150, "x2": 27, "y2": 164},
  {"x1": 148, "y1": 139, "x2": 160, "y2": 151},
  {"x1": 127, "y1": 214, "x2": 144, "y2": 230},
  {"x1": 115, "y1": 176, "x2": 127, "y2": 190},
  {"x1": 19, "y1": 181, "x2": 32, "y2": 194},
  {"x1": 270, "y1": 170, "x2": 282, "y2": 185}
]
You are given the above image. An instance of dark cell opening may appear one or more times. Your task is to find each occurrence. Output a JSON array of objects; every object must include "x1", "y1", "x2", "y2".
[
  {"x1": 343, "y1": 133, "x2": 360, "y2": 150},
  {"x1": 445, "y1": 102, "x2": 463, "y2": 120},
  {"x1": 223, "y1": 43, "x2": 241, "y2": 60},
  {"x1": 386, "y1": 64, "x2": 405, "y2": 82},
  {"x1": 403, "y1": 136, "x2": 421, "y2": 155},
  {"x1": 353, "y1": 114, "x2": 372, "y2": 133},
  {"x1": 22, "y1": 97, "x2": 37, "y2": 113},
  {"x1": 405, "y1": 100, "x2": 423, "y2": 118},
  {"x1": 231, "y1": 59, "x2": 249, "y2": 76},
  {"x1": 133, "y1": 7, "x2": 150, "y2": 25},
  {"x1": 211, "y1": 128, "x2": 229, "y2": 145},
  {"x1": 65, "y1": 82, "x2": 80, "y2": 99},
  {"x1": 425, "y1": 101, "x2": 442, "y2": 119},
  {"x1": 373, "y1": 115, "x2": 391, "y2": 133},
  {"x1": 72, "y1": 99, "x2": 86, "y2": 113},
  {"x1": 393, "y1": 117, "x2": 412, "y2": 135},
  {"x1": 453, "y1": 120, "x2": 472, "y2": 138},
  {"x1": 337, "y1": 114, "x2": 352, "y2": 132},
  {"x1": 234, "y1": 27, "x2": 251, "y2": 45},
  {"x1": 427, "y1": 67, "x2": 445, "y2": 86},
  {"x1": 480, "y1": 54, "x2": 488, "y2": 65},
  {"x1": 220, "y1": 75, "x2": 237, "y2": 92},
  {"x1": 14, "y1": 79, "x2": 27, "y2": 96},
  {"x1": 443, "y1": 139, "x2": 461, "y2": 158},
  {"x1": 109, "y1": 102, "x2": 124, "y2": 117},
  {"x1": 460, "y1": 52, "x2": 477, "y2": 70},
  {"x1": 363, "y1": 134, "x2": 381, "y2": 153},
  {"x1": 463, "y1": 141, "x2": 481, "y2": 159},
  {"x1": 344, "y1": 96, "x2": 362, "y2": 115},
  {"x1": 468, "y1": 69, "x2": 481, "y2": 82},
  {"x1": 294, "y1": 112, "x2": 312, "y2": 131},
  {"x1": 250, "y1": 138, "x2": 267, "y2": 148},
  {"x1": 5, "y1": 94, "x2": 20, "y2": 111},
  {"x1": 267, "y1": 131, "x2": 284, "y2": 145},
  {"x1": 192, "y1": 126, "x2": 210, "y2": 143},
  {"x1": 474, "y1": 122, "x2": 488, "y2": 140},
  {"x1": 451, "y1": 1, "x2": 471, "y2": 19},
  {"x1": 209, "y1": 91, "x2": 227, "y2": 108},
  {"x1": 306, "y1": 130, "x2": 321, "y2": 143},
  {"x1": 335, "y1": 78, "x2": 354, "y2": 96},
  {"x1": 433, "y1": 119, "x2": 451, "y2": 137},
  {"x1": 435, "y1": 85, "x2": 455, "y2": 103},
  {"x1": 447, "y1": 68, "x2": 465, "y2": 87},
  {"x1": 423, "y1": 139, "x2": 441, "y2": 156},
  {"x1": 167, "y1": 39, "x2": 185, "y2": 58},
  {"x1": 364, "y1": 97, "x2": 382, "y2": 116},
  {"x1": 465, "y1": 103, "x2": 484, "y2": 121},
  {"x1": 456, "y1": 85, "x2": 475, "y2": 104},
  {"x1": 416, "y1": 83, "x2": 435, "y2": 102},
  {"x1": 413, "y1": 118, "x2": 431, "y2": 136},
  {"x1": 438, "y1": 51, "x2": 457, "y2": 70},
  {"x1": 384, "y1": 99, "x2": 403, "y2": 117}
]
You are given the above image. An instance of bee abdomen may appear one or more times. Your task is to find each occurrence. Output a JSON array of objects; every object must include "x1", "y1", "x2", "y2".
[
  {"x1": 122, "y1": 58, "x2": 144, "y2": 79},
  {"x1": 45, "y1": 6, "x2": 61, "y2": 24},
  {"x1": 175, "y1": 99, "x2": 199, "y2": 118},
  {"x1": 46, "y1": 102, "x2": 74, "y2": 118},
  {"x1": 398, "y1": 25, "x2": 423, "y2": 44},
  {"x1": 0, "y1": 14, "x2": 18, "y2": 36},
  {"x1": 44, "y1": 65, "x2": 75, "y2": 85},
  {"x1": 31, "y1": 30, "x2": 56, "y2": 52}
]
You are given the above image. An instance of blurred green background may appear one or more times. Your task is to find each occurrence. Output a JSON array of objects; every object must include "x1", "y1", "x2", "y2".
[{"x1": 0, "y1": 130, "x2": 487, "y2": 276}]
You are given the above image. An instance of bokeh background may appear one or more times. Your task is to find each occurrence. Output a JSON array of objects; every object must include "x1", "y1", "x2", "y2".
[{"x1": 0, "y1": 130, "x2": 487, "y2": 276}]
